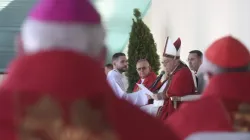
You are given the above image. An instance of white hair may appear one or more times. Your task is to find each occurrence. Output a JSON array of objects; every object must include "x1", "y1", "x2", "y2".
[{"x1": 21, "y1": 19, "x2": 106, "y2": 58}]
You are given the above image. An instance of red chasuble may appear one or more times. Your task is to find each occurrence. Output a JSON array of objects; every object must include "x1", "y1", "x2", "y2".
[
  {"x1": 133, "y1": 72, "x2": 161, "y2": 92},
  {"x1": 158, "y1": 62, "x2": 196, "y2": 120},
  {"x1": 0, "y1": 51, "x2": 180, "y2": 140}
]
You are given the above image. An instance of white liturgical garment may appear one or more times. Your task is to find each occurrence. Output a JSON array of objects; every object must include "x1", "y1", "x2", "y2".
[
  {"x1": 140, "y1": 81, "x2": 168, "y2": 116},
  {"x1": 107, "y1": 69, "x2": 148, "y2": 106},
  {"x1": 107, "y1": 70, "x2": 128, "y2": 98}
]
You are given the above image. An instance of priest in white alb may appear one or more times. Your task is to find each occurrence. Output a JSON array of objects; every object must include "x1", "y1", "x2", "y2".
[{"x1": 107, "y1": 53, "x2": 152, "y2": 106}]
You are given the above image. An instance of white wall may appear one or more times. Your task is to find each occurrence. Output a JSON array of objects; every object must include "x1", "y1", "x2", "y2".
[{"x1": 146, "y1": 0, "x2": 250, "y2": 61}]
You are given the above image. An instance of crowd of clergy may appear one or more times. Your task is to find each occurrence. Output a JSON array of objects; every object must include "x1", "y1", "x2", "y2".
[{"x1": 0, "y1": 0, "x2": 249, "y2": 140}]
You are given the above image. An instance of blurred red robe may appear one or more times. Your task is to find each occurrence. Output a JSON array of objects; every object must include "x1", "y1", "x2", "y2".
[
  {"x1": 166, "y1": 96, "x2": 233, "y2": 139},
  {"x1": 165, "y1": 72, "x2": 250, "y2": 139},
  {"x1": 0, "y1": 51, "x2": 180, "y2": 140}
]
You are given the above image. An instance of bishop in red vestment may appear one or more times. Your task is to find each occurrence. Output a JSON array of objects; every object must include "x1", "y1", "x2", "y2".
[
  {"x1": 0, "y1": 0, "x2": 180, "y2": 140},
  {"x1": 133, "y1": 59, "x2": 161, "y2": 92},
  {"x1": 153, "y1": 37, "x2": 196, "y2": 120},
  {"x1": 166, "y1": 36, "x2": 250, "y2": 139}
]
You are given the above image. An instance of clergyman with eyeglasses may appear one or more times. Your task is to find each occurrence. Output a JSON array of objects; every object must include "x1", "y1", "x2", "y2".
[{"x1": 132, "y1": 59, "x2": 162, "y2": 92}]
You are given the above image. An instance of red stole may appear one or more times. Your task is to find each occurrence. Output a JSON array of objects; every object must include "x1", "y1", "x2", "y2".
[{"x1": 133, "y1": 72, "x2": 161, "y2": 92}]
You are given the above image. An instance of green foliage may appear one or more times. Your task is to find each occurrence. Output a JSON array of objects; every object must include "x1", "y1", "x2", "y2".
[{"x1": 126, "y1": 8, "x2": 160, "y2": 93}]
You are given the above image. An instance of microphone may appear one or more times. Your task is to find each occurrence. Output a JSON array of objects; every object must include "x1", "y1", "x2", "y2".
[{"x1": 149, "y1": 71, "x2": 165, "y2": 90}]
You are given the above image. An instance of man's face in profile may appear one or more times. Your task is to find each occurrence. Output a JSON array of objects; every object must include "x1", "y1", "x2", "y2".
[
  {"x1": 114, "y1": 56, "x2": 128, "y2": 72},
  {"x1": 188, "y1": 53, "x2": 202, "y2": 72}
]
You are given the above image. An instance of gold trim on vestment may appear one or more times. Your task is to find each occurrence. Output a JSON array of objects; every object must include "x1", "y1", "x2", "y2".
[
  {"x1": 18, "y1": 95, "x2": 119, "y2": 140},
  {"x1": 233, "y1": 103, "x2": 250, "y2": 132}
]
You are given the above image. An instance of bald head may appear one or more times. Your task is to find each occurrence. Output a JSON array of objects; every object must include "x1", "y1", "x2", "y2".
[{"x1": 136, "y1": 59, "x2": 151, "y2": 78}]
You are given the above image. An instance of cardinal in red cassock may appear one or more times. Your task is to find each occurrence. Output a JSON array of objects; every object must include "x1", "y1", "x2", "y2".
[
  {"x1": 166, "y1": 36, "x2": 250, "y2": 140},
  {"x1": 133, "y1": 59, "x2": 161, "y2": 93},
  {"x1": 0, "y1": 0, "x2": 180, "y2": 140}
]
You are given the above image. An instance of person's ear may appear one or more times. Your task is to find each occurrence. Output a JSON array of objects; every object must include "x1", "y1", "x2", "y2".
[{"x1": 112, "y1": 60, "x2": 116, "y2": 67}]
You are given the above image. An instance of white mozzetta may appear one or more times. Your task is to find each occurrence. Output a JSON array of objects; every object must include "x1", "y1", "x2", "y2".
[{"x1": 21, "y1": 19, "x2": 105, "y2": 57}]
